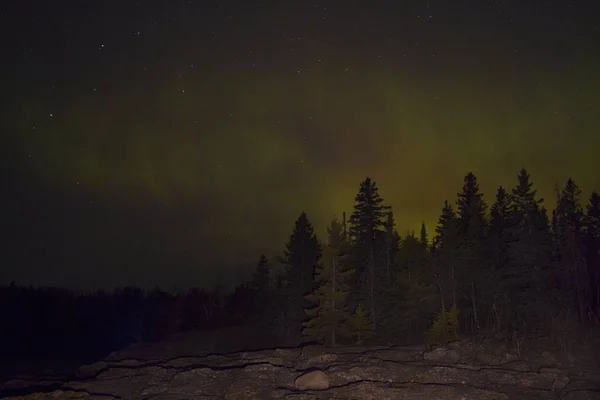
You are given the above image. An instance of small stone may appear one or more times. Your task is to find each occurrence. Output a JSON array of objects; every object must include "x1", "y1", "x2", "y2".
[{"x1": 294, "y1": 369, "x2": 329, "y2": 391}]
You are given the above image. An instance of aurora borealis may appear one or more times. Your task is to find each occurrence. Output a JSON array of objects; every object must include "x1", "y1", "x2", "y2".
[{"x1": 3, "y1": 1, "x2": 600, "y2": 290}]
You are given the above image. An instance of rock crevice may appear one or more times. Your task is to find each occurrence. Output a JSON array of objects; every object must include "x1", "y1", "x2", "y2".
[{"x1": 2, "y1": 338, "x2": 600, "y2": 399}]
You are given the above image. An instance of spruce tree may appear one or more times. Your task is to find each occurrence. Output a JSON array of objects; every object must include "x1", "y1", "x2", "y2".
[
  {"x1": 506, "y1": 168, "x2": 552, "y2": 327},
  {"x1": 433, "y1": 201, "x2": 460, "y2": 251},
  {"x1": 455, "y1": 172, "x2": 488, "y2": 332},
  {"x1": 394, "y1": 229, "x2": 437, "y2": 337},
  {"x1": 250, "y1": 254, "x2": 270, "y2": 294},
  {"x1": 489, "y1": 186, "x2": 513, "y2": 265},
  {"x1": 426, "y1": 304, "x2": 460, "y2": 346},
  {"x1": 419, "y1": 222, "x2": 429, "y2": 251},
  {"x1": 383, "y1": 210, "x2": 401, "y2": 280},
  {"x1": 348, "y1": 177, "x2": 390, "y2": 323},
  {"x1": 553, "y1": 178, "x2": 589, "y2": 322},
  {"x1": 249, "y1": 254, "x2": 273, "y2": 327},
  {"x1": 431, "y1": 201, "x2": 460, "y2": 310},
  {"x1": 398, "y1": 231, "x2": 425, "y2": 278},
  {"x1": 279, "y1": 212, "x2": 322, "y2": 343},
  {"x1": 584, "y1": 192, "x2": 600, "y2": 314},
  {"x1": 349, "y1": 304, "x2": 375, "y2": 345},
  {"x1": 456, "y1": 172, "x2": 488, "y2": 241},
  {"x1": 512, "y1": 169, "x2": 544, "y2": 234},
  {"x1": 303, "y1": 216, "x2": 354, "y2": 346},
  {"x1": 487, "y1": 186, "x2": 514, "y2": 329}
]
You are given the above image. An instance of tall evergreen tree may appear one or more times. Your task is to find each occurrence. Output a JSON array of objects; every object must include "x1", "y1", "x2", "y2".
[
  {"x1": 398, "y1": 231, "x2": 425, "y2": 278},
  {"x1": 382, "y1": 210, "x2": 401, "y2": 280},
  {"x1": 584, "y1": 192, "x2": 600, "y2": 314},
  {"x1": 250, "y1": 254, "x2": 270, "y2": 293},
  {"x1": 282, "y1": 212, "x2": 321, "y2": 291},
  {"x1": 419, "y1": 222, "x2": 429, "y2": 251},
  {"x1": 506, "y1": 168, "x2": 552, "y2": 327},
  {"x1": 349, "y1": 304, "x2": 375, "y2": 345},
  {"x1": 348, "y1": 177, "x2": 390, "y2": 323},
  {"x1": 455, "y1": 172, "x2": 488, "y2": 332},
  {"x1": 489, "y1": 186, "x2": 513, "y2": 262},
  {"x1": 487, "y1": 186, "x2": 514, "y2": 329},
  {"x1": 393, "y1": 229, "x2": 437, "y2": 338},
  {"x1": 456, "y1": 172, "x2": 488, "y2": 241},
  {"x1": 433, "y1": 201, "x2": 460, "y2": 251},
  {"x1": 553, "y1": 178, "x2": 589, "y2": 322},
  {"x1": 374, "y1": 212, "x2": 403, "y2": 342},
  {"x1": 278, "y1": 212, "x2": 322, "y2": 342},
  {"x1": 248, "y1": 254, "x2": 274, "y2": 327},
  {"x1": 303, "y1": 216, "x2": 354, "y2": 346},
  {"x1": 431, "y1": 201, "x2": 460, "y2": 309}
]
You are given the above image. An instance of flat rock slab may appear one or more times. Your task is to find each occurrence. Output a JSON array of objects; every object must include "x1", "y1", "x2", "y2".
[{"x1": 2, "y1": 339, "x2": 600, "y2": 399}]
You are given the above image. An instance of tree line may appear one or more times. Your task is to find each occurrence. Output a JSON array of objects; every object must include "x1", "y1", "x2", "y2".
[
  {"x1": 238, "y1": 168, "x2": 600, "y2": 346},
  {"x1": 2, "y1": 167, "x2": 599, "y2": 372}
]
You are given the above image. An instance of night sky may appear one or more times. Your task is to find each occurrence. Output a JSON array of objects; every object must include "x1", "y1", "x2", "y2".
[{"x1": 3, "y1": 1, "x2": 599, "y2": 291}]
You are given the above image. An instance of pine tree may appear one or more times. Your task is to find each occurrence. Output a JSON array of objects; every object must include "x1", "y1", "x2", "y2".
[
  {"x1": 282, "y1": 212, "x2": 322, "y2": 292},
  {"x1": 456, "y1": 172, "x2": 488, "y2": 241},
  {"x1": 279, "y1": 212, "x2": 322, "y2": 343},
  {"x1": 489, "y1": 185, "x2": 512, "y2": 238},
  {"x1": 271, "y1": 272, "x2": 289, "y2": 340},
  {"x1": 455, "y1": 172, "x2": 488, "y2": 332},
  {"x1": 431, "y1": 201, "x2": 460, "y2": 310},
  {"x1": 249, "y1": 254, "x2": 273, "y2": 327},
  {"x1": 375, "y1": 210, "x2": 402, "y2": 341},
  {"x1": 584, "y1": 192, "x2": 600, "y2": 314},
  {"x1": 553, "y1": 178, "x2": 589, "y2": 322},
  {"x1": 250, "y1": 254, "x2": 270, "y2": 293},
  {"x1": 383, "y1": 210, "x2": 401, "y2": 280},
  {"x1": 348, "y1": 177, "x2": 390, "y2": 323},
  {"x1": 393, "y1": 269, "x2": 438, "y2": 338},
  {"x1": 489, "y1": 186, "x2": 513, "y2": 264},
  {"x1": 426, "y1": 304, "x2": 460, "y2": 347},
  {"x1": 506, "y1": 168, "x2": 552, "y2": 327},
  {"x1": 303, "y1": 216, "x2": 354, "y2": 346},
  {"x1": 393, "y1": 227, "x2": 438, "y2": 338},
  {"x1": 398, "y1": 231, "x2": 425, "y2": 279},
  {"x1": 419, "y1": 222, "x2": 429, "y2": 251},
  {"x1": 487, "y1": 186, "x2": 514, "y2": 329},
  {"x1": 512, "y1": 169, "x2": 544, "y2": 233},
  {"x1": 349, "y1": 304, "x2": 375, "y2": 345},
  {"x1": 433, "y1": 201, "x2": 459, "y2": 251}
]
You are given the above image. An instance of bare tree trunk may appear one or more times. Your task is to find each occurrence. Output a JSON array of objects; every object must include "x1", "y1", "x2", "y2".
[
  {"x1": 369, "y1": 242, "x2": 376, "y2": 323},
  {"x1": 434, "y1": 271, "x2": 445, "y2": 310},
  {"x1": 301, "y1": 239, "x2": 305, "y2": 286},
  {"x1": 569, "y1": 237, "x2": 586, "y2": 323},
  {"x1": 471, "y1": 281, "x2": 479, "y2": 332},
  {"x1": 438, "y1": 283, "x2": 446, "y2": 310},
  {"x1": 451, "y1": 263, "x2": 456, "y2": 308},
  {"x1": 332, "y1": 253, "x2": 337, "y2": 347},
  {"x1": 386, "y1": 240, "x2": 391, "y2": 280}
]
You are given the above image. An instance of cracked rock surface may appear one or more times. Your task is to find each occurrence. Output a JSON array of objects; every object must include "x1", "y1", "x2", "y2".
[{"x1": 2, "y1": 338, "x2": 600, "y2": 399}]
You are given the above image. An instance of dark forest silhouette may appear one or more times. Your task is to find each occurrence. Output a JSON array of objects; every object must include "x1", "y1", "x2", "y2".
[{"x1": 2, "y1": 168, "x2": 599, "y2": 380}]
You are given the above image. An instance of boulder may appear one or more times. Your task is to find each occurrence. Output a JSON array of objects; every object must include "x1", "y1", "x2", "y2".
[{"x1": 294, "y1": 370, "x2": 329, "y2": 391}]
